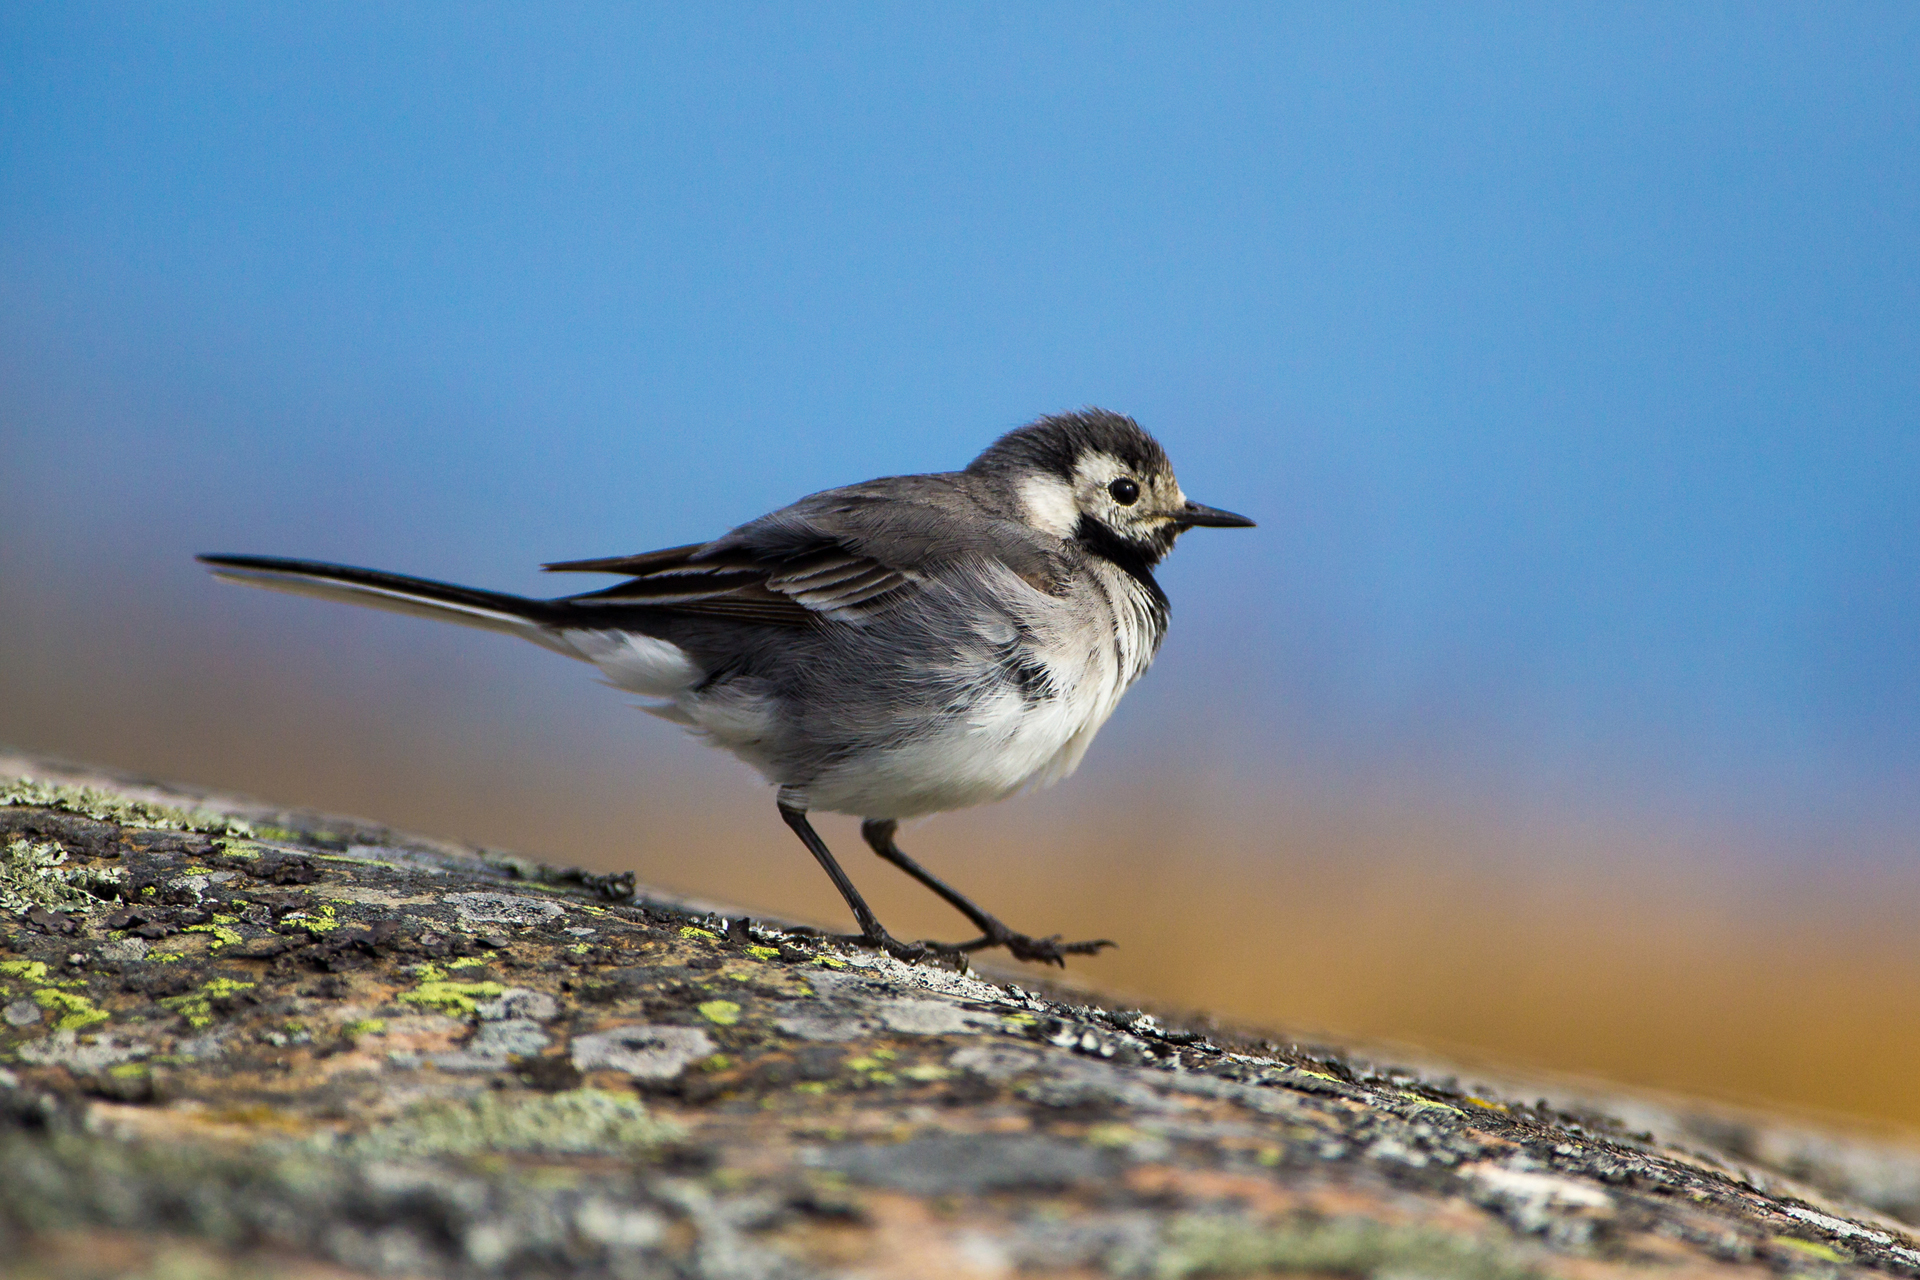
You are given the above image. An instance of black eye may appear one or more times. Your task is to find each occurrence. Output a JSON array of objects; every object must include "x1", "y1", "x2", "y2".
[{"x1": 1108, "y1": 477, "x2": 1140, "y2": 506}]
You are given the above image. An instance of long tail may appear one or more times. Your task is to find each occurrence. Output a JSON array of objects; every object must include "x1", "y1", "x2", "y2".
[{"x1": 197, "y1": 554, "x2": 579, "y2": 656}]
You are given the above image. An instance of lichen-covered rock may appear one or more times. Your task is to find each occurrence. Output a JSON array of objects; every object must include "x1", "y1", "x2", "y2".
[{"x1": 3, "y1": 753, "x2": 1920, "y2": 1279}]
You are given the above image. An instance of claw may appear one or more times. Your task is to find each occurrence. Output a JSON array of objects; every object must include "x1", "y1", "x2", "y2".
[{"x1": 938, "y1": 928, "x2": 1116, "y2": 967}]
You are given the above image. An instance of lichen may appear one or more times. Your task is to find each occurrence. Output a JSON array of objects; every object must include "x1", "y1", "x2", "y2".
[
  {"x1": 400, "y1": 980, "x2": 506, "y2": 1016},
  {"x1": 34, "y1": 988, "x2": 110, "y2": 1031},
  {"x1": 698, "y1": 1000, "x2": 741, "y2": 1026},
  {"x1": 348, "y1": 1088, "x2": 683, "y2": 1159},
  {"x1": 0, "y1": 776, "x2": 249, "y2": 836},
  {"x1": 183, "y1": 916, "x2": 244, "y2": 950},
  {"x1": 1, "y1": 836, "x2": 125, "y2": 914},
  {"x1": 288, "y1": 903, "x2": 341, "y2": 934},
  {"x1": 1153, "y1": 1214, "x2": 1543, "y2": 1280},
  {"x1": 160, "y1": 978, "x2": 258, "y2": 1029},
  {"x1": 1772, "y1": 1236, "x2": 1849, "y2": 1264}
]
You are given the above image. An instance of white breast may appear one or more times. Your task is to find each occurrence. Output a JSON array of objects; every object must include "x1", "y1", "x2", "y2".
[{"x1": 804, "y1": 560, "x2": 1163, "y2": 819}]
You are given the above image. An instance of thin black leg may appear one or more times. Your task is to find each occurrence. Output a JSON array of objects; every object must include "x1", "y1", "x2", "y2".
[
  {"x1": 779, "y1": 802, "x2": 926, "y2": 962},
  {"x1": 861, "y1": 818, "x2": 1115, "y2": 967}
]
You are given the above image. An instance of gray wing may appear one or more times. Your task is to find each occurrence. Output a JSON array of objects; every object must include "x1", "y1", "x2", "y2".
[{"x1": 544, "y1": 474, "x2": 1063, "y2": 626}]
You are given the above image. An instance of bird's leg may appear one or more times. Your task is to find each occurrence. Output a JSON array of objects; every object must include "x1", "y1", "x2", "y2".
[
  {"x1": 860, "y1": 818, "x2": 1114, "y2": 967},
  {"x1": 778, "y1": 802, "x2": 928, "y2": 963}
]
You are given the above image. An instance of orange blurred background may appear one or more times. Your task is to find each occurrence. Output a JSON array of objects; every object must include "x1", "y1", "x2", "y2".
[{"x1": 5, "y1": 562, "x2": 1916, "y2": 1133}]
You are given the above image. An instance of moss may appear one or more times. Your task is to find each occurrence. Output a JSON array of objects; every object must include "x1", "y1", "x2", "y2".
[
  {"x1": 34, "y1": 988, "x2": 110, "y2": 1031},
  {"x1": 349, "y1": 1088, "x2": 682, "y2": 1159},
  {"x1": 1, "y1": 836, "x2": 125, "y2": 914},
  {"x1": 159, "y1": 978, "x2": 258, "y2": 1030},
  {"x1": 1153, "y1": 1215, "x2": 1543, "y2": 1280},
  {"x1": 0, "y1": 776, "x2": 249, "y2": 836},
  {"x1": 399, "y1": 980, "x2": 506, "y2": 1016},
  {"x1": 697, "y1": 1000, "x2": 742, "y2": 1026}
]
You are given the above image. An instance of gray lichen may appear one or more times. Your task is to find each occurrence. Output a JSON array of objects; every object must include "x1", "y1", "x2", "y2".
[
  {"x1": 0, "y1": 776, "x2": 248, "y2": 837},
  {"x1": 1153, "y1": 1214, "x2": 1544, "y2": 1280},
  {"x1": 0, "y1": 836, "x2": 124, "y2": 915},
  {"x1": 346, "y1": 1088, "x2": 685, "y2": 1160}
]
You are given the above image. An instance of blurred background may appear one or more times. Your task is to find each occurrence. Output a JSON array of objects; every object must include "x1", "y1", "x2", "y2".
[{"x1": 4, "y1": 6, "x2": 1918, "y2": 1128}]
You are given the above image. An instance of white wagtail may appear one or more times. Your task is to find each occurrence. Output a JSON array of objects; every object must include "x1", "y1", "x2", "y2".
[{"x1": 201, "y1": 408, "x2": 1253, "y2": 965}]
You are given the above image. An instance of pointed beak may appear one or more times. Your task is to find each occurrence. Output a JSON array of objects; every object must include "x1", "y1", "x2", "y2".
[{"x1": 1173, "y1": 500, "x2": 1256, "y2": 529}]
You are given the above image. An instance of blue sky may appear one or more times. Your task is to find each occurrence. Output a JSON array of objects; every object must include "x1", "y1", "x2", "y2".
[{"x1": 4, "y1": 4, "x2": 1919, "y2": 841}]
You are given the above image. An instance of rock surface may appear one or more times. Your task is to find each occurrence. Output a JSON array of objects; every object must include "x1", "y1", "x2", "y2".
[{"x1": 3, "y1": 751, "x2": 1919, "y2": 1280}]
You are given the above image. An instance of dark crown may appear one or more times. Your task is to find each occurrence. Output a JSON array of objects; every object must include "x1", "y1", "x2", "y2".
[{"x1": 967, "y1": 408, "x2": 1170, "y2": 482}]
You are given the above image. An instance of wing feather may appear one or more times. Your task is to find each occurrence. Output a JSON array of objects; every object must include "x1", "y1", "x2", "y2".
[{"x1": 537, "y1": 473, "x2": 1064, "y2": 627}]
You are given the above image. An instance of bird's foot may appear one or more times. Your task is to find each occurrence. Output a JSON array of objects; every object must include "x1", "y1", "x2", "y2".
[
  {"x1": 951, "y1": 926, "x2": 1116, "y2": 967},
  {"x1": 829, "y1": 928, "x2": 934, "y2": 965}
]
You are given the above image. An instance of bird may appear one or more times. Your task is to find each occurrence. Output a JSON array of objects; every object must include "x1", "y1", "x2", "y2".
[{"x1": 199, "y1": 408, "x2": 1253, "y2": 965}]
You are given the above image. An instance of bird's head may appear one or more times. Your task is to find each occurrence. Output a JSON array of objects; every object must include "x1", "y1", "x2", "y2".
[{"x1": 968, "y1": 408, "x2": 1254, "y2": 567}]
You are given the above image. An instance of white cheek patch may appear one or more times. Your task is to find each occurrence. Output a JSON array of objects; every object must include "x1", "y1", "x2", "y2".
[{"x1": 1017, "y1": 474, "x2": 1079, "y2": 538}]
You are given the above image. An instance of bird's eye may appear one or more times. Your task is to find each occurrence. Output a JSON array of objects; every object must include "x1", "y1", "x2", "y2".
[{"x1": 1108, "y1": 477, "x2": 1140, "y2": 506}]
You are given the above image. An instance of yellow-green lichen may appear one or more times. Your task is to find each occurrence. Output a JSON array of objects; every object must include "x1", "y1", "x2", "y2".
[
  {"x1": 1153, "y1": 1214, "x2": 1541, "y2": 1280},
  {"x1": 745, "y1": 945, "x2": 779, "y2": 961},
  {"x1": 183, "y1": 916, "x2": 244, "y2": 950},
  {"x1": 0, "y1": 776, "x2": 249, "y2": 836},
  {"x1": 679, "y1": 926, "x2": 719, "y2": 941},
  {"x1": 1772, "y1": 1237, "x2": 1849, "y2": 1264},
  {"x1": 900, "y1": 1064, "x2": 951, "y2": 1082},
  {"x1": 1, "y1": 959, "x2": 50, "y2": 983},
  {"x1": 33, "y1": 988, "x2": 110, "y2": 1031},
  {"x1": 811, "y1": 955, "x2": 846, "y2": 969},
  {"x1": 348, "y1": 1088, "x2": 682, "y2": 1159},
  {"x1": 697, "y1": 999, "x2": 741, "y2": 1026},
  {"x1": 399, "y1": 980, "x2": 506, "y2": 1016},
  {"x1": 344, "y1": 1018, "x2": 387, "y2": 1037},
  {"x1": 290, "y1": 904, "x2": 341, "y2": 934},
  {"x1": 159, "y1": 978, "x2": 257, "y2": 1029},
  {"x1": 1087, "y1": 1123, "x2": 1142, "y2": 1148}
]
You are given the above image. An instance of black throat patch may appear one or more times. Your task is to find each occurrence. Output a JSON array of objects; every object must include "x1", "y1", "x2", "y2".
[{"x1": 1072, "y1": 515, "x2": 1172, "y2": 617}]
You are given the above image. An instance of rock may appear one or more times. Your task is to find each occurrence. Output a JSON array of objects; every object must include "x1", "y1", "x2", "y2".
[{"x1": 4, "y1": 754, "x2": 1920, "y2": 1279}]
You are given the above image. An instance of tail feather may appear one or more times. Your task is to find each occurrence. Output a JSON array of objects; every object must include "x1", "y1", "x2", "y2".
[{"x1": 197, "y1": 554, "x2": 579, "y2": 656}]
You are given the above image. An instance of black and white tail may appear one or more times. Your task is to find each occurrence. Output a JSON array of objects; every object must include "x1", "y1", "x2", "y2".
[{"x1": 197, "y1": 555, "x2": 578, "y2": 657}]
